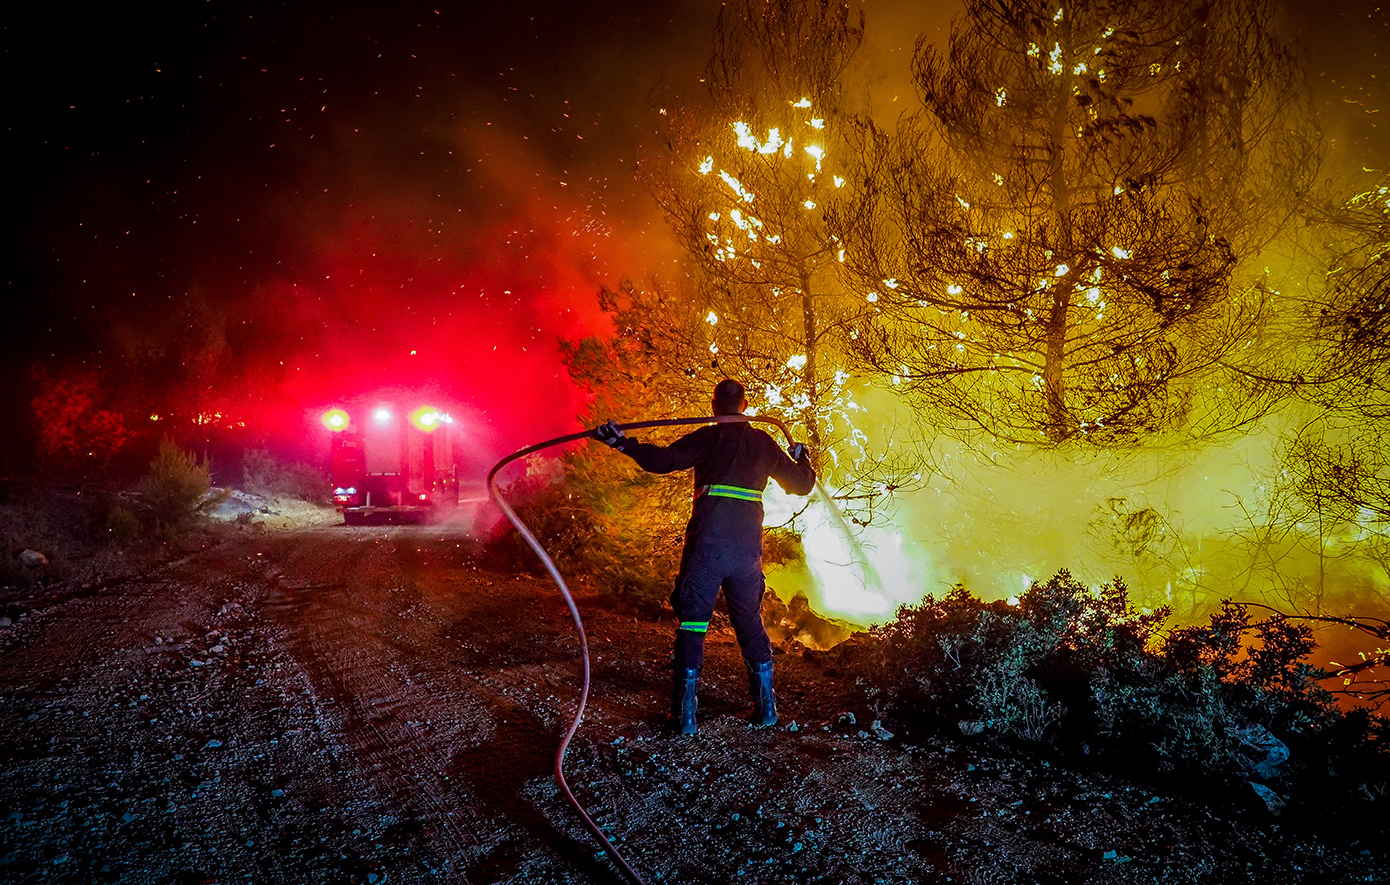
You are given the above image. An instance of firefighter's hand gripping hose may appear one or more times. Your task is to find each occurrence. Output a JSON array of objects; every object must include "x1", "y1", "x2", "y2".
[{"x1": 485, "y1": 415, "x2": 804, "y2": 885}]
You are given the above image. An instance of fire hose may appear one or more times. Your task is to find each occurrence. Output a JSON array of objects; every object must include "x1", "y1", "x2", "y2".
[{"x1": 486, "y1": 414, "x2": 812, "y2": 885}]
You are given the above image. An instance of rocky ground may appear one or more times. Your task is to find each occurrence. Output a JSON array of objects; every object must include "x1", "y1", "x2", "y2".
[{"x1": 0, "y1": 514, "x2": 1386, "y2": 884}]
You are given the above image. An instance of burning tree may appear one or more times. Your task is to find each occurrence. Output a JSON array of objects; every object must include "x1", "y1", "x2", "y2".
[
  {"x1": 640, "y1": 0, "x2": 922, "y2": 497},
  {"x1": 834, "y1": 0, "x2": 1318, "y2": 445},
  {"x1": 1284, "y1": 172, "x2": 1390, "y2": 569}
]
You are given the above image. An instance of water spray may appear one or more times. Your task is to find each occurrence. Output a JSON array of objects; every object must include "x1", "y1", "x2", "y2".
[{"x1": 486, "y1": 414, "x2": 869, "y2": 885}]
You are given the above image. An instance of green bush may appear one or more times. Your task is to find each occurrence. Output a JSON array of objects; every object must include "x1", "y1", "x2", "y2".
[
  {"x1": 861, "y1": 569, "x2": 1389, "y2": 829},
  {"x1": 105, "y1": 504, "x2": 141, "y2": 545},
  {"x1": 485, "y1": 460, "x2": 684, "y2": 610},
  {"x1": 137, "y1": 439, "x2": 213, "y2": 530},
  {"x1": 242, "y1": 449, "x2": 327, "y2": 503},
  {"x1": 867, "y1": 571, "x2": 1167, "y2": 744}
]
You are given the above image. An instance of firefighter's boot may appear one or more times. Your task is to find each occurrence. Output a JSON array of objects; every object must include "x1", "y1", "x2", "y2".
[
  {"x1": 671, "y1": 667, "x2": 700, "y2": 735},
  {"x1": 747, "y1": 659, "x2": 777, "y2": 728}
]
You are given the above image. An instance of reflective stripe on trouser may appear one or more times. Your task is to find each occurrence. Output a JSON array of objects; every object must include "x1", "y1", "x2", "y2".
[
  {"x1": 670, "y1": 540, "x2": 771, "y2": 673},
  {"x1": 694, "y1": 484, "x2": 763, "y2": 502}
]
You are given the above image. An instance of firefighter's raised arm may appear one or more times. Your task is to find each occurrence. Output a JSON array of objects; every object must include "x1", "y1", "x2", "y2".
[
  {"x1": 591, "y1": 419, "x2": 703, "y2": 475},
  {"x1": 774, "y1": 440, "x2": 816, "y2": 496}
]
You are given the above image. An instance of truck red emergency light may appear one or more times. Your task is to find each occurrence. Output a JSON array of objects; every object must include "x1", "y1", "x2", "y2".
[{"x1": 323, "y1": 403, "x2": 460, "y2": 525}]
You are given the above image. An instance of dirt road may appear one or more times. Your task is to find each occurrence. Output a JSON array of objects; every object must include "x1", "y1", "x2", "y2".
[{"x1": 1, "y1": 527, "x2": 1383, "y2": 884}]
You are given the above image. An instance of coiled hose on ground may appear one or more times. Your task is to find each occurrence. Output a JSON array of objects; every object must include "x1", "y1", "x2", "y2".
[{"x1": 485, "y1": 415, "x2": 804, "y2": 885}]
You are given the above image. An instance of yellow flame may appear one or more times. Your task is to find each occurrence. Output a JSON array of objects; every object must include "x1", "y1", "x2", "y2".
[
  {"x1": 765, "y1": 486, "x2": 929, "y2": 625},
  {"x1": 733, "y1": 121, "x2": 784, "y2": 154},
  {"x1": 719, "y1": 170, "x2": 755, "y2": 203}
]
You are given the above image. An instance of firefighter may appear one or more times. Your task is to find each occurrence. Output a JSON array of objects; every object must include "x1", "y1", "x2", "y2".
[{"x1": 593, "y1": 379, "x2": 816, "y2": 734}]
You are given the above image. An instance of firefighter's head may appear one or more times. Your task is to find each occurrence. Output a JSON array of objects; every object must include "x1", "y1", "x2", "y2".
[{"x1": 712, "y1": 378, "x2": 747, "y2": 416}]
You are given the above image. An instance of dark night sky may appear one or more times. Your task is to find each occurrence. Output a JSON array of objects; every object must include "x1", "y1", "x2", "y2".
[
  {"x1": 6, "y1": 0, "x2": 1388, "y2": 470},
  {"x1": 7, "y1": 0, "x2": 729, "y2": 466}
]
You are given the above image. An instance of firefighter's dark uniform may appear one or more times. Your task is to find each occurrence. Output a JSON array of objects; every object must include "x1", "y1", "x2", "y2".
[{"x1": 611, "y1": 421, "x2": 816, "y2": 674}]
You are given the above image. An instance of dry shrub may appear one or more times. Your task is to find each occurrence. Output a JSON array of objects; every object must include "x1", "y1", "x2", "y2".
[
  {"x1": 105, "y1": 505, "x2": 142, "y2": 546},
  {"x1": 242, "y1": 449, "x2": 327, "y2": 503},
  {"x1": 484, "y1": 450, "x2": 687, "y2": 611},
  {"x1": 137, "y1": 439, "x2": 217, "y2": 531},
  {"x1": 861, "y1": 569, "x2": 1389, "y2": 831}
]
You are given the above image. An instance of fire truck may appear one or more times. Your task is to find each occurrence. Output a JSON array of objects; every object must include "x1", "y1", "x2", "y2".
[{"x1": 321, "y1": 402, "x2": 460, "y2": 525}]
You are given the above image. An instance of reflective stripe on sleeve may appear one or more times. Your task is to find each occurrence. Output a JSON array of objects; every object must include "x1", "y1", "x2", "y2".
[{"x1": 693, "y1": 484, "x2": 763, "y2": 502}]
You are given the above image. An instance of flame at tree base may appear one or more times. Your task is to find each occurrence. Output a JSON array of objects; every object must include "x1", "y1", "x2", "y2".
[{"x1": 764, "y1": 484, "x2": 935, "y2": 629}]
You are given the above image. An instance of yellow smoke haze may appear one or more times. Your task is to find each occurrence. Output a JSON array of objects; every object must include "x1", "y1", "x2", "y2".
[{"x1": 764, "y1": 388, "x2": 1389, "y2": 642}]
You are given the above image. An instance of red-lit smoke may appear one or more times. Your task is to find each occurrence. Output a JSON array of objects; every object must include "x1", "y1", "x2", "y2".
[{"x1": 224, "y1": 123, "x2": 681, "y2": 474}]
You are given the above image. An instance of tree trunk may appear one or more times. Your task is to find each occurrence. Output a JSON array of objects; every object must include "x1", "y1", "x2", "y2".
[
  {"x1": 1043, "y1": 280, "x2": 1072, "y2": 440},
  {"x1": 1043, "y1": 17, "x2": 1076, "y2": 442},
  {"x1": 799, "y1": 266, "x2": 824, "y2": 459}
]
